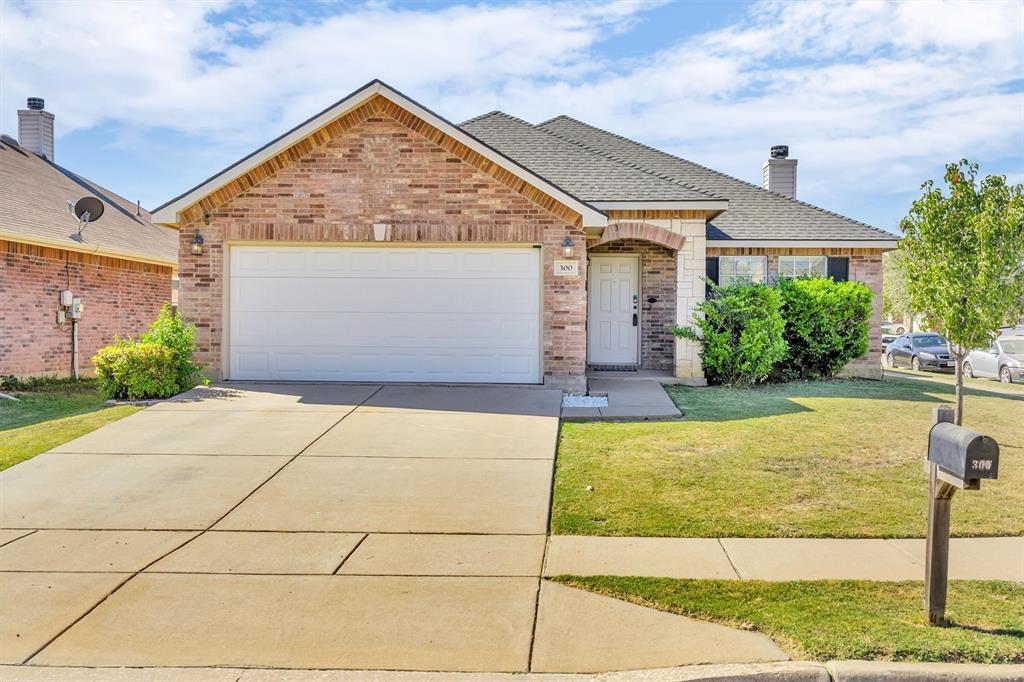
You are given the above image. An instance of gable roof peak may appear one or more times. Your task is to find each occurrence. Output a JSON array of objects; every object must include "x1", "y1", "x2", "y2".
[{"x1": 152, "y1": 80, "x2": 607, "y2": 228}]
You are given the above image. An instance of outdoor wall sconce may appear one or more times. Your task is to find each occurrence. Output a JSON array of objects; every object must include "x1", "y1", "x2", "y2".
[
  {"x1": 562, "y1": 235, "x2": 575, "y2": 258},
  {"x1": 190, "y1": 230, "x2": 205, "y2": 256}
]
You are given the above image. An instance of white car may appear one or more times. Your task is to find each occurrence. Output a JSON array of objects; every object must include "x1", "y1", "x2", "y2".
[{"x1": 963, "y1": 336, "x2": 1024, "y2": 384}]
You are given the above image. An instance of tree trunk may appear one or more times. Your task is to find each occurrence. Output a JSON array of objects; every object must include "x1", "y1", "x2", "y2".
[{"x1": 952, "y1": 349, "x2": 964, "y2": 426}]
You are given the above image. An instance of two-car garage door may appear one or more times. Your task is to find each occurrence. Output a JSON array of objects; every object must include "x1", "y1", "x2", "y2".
[{"x1": 228, "y1": 246, "x2": 541, "y2": 383}]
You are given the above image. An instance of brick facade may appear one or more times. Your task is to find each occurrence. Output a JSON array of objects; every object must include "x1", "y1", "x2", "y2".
[
  {"x1": 0, "y1": 240, "x2": 172, "y2": 377},
  {"x1": 588, "y1": 239, "x2": 677, "y2": 370},
  {"x1": 707, "y1": 247, "x2": 885, "y2": 378},
  {"x1": 176, "y1": 104, "x2": 588, "y2": 391}
]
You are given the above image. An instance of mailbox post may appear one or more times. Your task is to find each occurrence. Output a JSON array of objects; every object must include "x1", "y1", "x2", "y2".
[{"x1": 924, "y1": 405, "x2": 1000, "y2": 625}]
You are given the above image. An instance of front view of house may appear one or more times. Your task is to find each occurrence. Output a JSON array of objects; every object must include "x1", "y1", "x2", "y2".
[{"x1": 153, "y1": 80, "x2": 896, "y2": 392}]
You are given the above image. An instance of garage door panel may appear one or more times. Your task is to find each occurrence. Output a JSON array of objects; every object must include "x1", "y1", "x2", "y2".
[
  {"x1": 229, "y1": 247, "x2": 541, "y2": 383},
  {"x1": 231, "y1": 278, "x2": 536, "y2": 315},
  {"x1": 231, "y1": 311, "x2": 538, "y2": 349},
  {"x1": 230, "y1": 347, "x2": 539, "y2": 382}
]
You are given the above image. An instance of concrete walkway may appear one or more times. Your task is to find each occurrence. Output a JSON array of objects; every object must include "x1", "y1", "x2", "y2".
[
  {"x1": 0, "y1": 383, "x2": 782, "y2": 674},
  {"x1": 544, "y1": 536, "x2": 1024, "y2": 581},
  {"x1": 883, "y1": 368, "x2": 1024, "y2": 397},
  {"x1": 562, "y1": 378, "x2": 681, "y2": 421}
]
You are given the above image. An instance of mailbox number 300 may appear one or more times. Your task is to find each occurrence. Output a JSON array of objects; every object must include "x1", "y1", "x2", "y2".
[{"x1": 972, "y1": 459, "x2": 993, "y2": 471}]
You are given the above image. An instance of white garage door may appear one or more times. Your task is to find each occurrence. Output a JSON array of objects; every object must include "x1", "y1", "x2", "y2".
[{"x1": 228, "y1": 246, "x2": 541, "y2": 383}]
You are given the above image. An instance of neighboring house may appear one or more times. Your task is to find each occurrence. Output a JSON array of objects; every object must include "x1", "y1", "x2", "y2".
[
  {"x1": 0, "y1": 99, "x2": 177, "y2": 378},
  {"x1": 153, "y1": 80, "x2": 896, "y2": 392}
]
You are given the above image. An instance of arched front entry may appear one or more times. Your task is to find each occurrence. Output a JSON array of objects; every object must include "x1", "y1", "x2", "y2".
[{"x1": 586, "y1": 222, "x2": 682, "y2": 371}]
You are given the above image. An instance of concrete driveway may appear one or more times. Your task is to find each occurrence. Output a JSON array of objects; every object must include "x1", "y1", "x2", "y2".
[{"x1": 0, "y1": 383, "x2": 783, "y2": 674}]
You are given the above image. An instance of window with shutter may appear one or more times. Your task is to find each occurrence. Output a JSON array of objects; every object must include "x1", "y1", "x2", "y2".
[
  {"x1": 705, "y1": 257, "x2": 719, "y2": 296},
  {"x1": 827, "y1": 257, "x2": 849, "y2": 281}
]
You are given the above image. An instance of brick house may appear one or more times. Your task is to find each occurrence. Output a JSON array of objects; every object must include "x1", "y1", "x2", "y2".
[
  {"x1": 153, "y1": 81, "x2": 895, "y2": 392},
  {"x1": 0, "y1": 99, "x2": 177, "y2": 378}
]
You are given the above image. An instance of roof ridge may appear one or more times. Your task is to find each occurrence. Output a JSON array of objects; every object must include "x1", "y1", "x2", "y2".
[
  {"x1": 459, "y1": 110, "x2": 533, "y2": 126},
  {"x1": 539, "y1": 115, "x2": 893, "y2": 236},
  {"x1": 534, "y1": 114, "x2": 567, "y2": 128},
  {"x1": 527, "y1": 119, "x2": 725, "y2": 201}
]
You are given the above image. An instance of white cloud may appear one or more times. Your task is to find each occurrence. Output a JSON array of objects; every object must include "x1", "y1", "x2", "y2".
[{"x1": 2, "y1": 0, "x2": 1021, "y2": 225}]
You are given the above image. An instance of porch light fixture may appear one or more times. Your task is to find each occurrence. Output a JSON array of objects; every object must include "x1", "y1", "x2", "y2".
[
  {"x1": 561, "y1": 235, "x2": 575, "y2": 258},
  {"x1": 190, "y1": 230, "x2": 205, "y2": 256}
]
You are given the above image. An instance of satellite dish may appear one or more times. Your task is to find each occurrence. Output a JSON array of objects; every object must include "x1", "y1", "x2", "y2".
[{"x1": 74, "y1": 196, "x2": 104, "y2": 223}]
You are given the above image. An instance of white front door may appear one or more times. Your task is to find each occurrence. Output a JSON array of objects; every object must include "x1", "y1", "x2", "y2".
[
  {"x1": 587, "y1": 255, "x2": 639, "y2": 365},
  {"x1": 228, "y1": 245, "x2": 541, "y2": 383}
]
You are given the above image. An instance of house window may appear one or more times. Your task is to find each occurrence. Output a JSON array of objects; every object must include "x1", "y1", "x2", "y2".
[
  {"x1": 719, "y1": 256, "x2": 767, "y2": 286},
  {"x1": 778, "y1": 255, "x2": 828, "y2": 278}
]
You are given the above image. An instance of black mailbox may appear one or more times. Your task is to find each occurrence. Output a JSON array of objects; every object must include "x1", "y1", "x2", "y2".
[{"x1": 928, "y1": 422, "x2": 999, "y2": 481}]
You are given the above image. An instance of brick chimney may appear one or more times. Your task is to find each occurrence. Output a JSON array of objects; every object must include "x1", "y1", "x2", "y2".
[
  {"x1": 18, "y1": 97, "x2": 55, "y2": 161},
  {"x1": 762, "y1": 144, "x2": 796, "y2": 198}
]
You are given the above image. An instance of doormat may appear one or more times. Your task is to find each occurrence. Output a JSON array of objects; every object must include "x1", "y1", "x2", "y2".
[{"x1": 590, "y1": 365, "x2": 639, "y2": 372}]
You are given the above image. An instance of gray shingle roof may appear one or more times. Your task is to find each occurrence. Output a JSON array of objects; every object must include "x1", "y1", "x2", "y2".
[
  {"x1": 459, "y1": 112, "x2": 719, "y2": 203},
  {"x1": 532, "y1": 116, "x2": 895, "y2": 241},
  {"x1": 0, "y1": 135, "x2": 178, "y2": 265}
]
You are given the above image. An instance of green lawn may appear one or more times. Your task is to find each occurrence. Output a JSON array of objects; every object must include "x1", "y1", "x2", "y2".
[
  {"x1": 553, "y1": 577, "x2": 1024, "y2": 664},
  {"x1": 0, "y1": 380, "x2": 140, "y2": 471},
  {"x1": 553, "y1": 377, "x2": 1023, "y2": 537}
]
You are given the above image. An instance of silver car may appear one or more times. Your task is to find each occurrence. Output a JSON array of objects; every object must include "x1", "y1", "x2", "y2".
[{"x1": 963, "y1": 336, "x2": 1024, "y2": 384}]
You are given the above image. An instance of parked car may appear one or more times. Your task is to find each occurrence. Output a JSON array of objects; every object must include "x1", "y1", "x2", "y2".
[
  {"x1": 963, "y1": 336, "x2": 1024, "y2": 384},
  {"x1": 884, "y1": 333, "x2": 954, "y2": 371},
  {"x1": 881, "y1": 320, "x2": 907, "y2": 336}
]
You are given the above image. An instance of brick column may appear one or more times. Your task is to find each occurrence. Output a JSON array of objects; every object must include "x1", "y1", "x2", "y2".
[{"x1": 673, "y1": 222, "x2": 707, "y2": 385}]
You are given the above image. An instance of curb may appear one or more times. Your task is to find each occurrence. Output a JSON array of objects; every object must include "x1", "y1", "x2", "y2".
[
  {"x1": 826, "y1": 660, "x2": 1024, "y2": 681},
  {"x1": 4, "y1": 662, "x2": 1020, "y2": 682}
]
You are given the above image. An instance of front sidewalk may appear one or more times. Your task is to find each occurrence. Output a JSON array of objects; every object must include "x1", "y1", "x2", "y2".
[{"x1": 544, "y1": 536, "x2": 1024, "y2": 581}]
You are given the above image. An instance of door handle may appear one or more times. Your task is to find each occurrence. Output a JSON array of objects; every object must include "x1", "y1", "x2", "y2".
[{"x1": 632, "y1": 313, "x2": 638, "y2": 327}]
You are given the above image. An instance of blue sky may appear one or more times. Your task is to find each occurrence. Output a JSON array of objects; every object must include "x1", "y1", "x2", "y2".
[{"x1": 2, "y1": 0, "x2": 1022, "y2": 234}]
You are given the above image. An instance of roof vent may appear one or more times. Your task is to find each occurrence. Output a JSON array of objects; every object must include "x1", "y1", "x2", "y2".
[{"x1": 770, "y1": 144, "x2": 789, "y2": 159}]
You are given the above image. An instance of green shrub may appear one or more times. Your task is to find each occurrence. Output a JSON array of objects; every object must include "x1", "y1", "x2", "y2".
[
  {"x1": 92, "y1": 304, "x2": 205, "y2": 400},
  {"x1": 140, "y1": 304, "x2": 204, "y2": 393},
  {"x1": 775, "y1": 277, "x2": 873, "y2": 380},
  {"x1": 674, "y1": 282, "x2": 787, "y2": 386},
  {"x1": 93, "y1": 342, "x2": 179, "y2": 400}
]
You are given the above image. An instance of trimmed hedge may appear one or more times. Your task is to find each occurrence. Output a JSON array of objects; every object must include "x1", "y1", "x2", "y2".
[
  {"x1": 675, "y1": 276, "x2": 874, "y2": 386},
  {"x1": 674, "y1": 282, "x2": 787, "y2": 386},
  {"x1": 775, "y1": 277, "x2": 873, "y2": 381}
]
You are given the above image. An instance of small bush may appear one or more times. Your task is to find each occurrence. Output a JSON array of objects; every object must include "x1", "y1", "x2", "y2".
[
  {"x1": 140, "y1": 304, "x2": 204, "y2": 393},
  {"x1": 674, "y1": 282, "x2": 787, "y2": 386},
  {"x1": 91, "y1": 304, "x2": 205, "y2": 400},
  {"x1": 93, "y1": 342, "x2": 179, "y2": 400},
  {"x1": 775, "y1": 277, "x2": 873, "y2": 380}
]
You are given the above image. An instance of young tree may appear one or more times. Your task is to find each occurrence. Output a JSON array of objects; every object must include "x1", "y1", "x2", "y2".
[{"x1": 899, "y1": 160, "x2": 1024, "y2": 424}]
